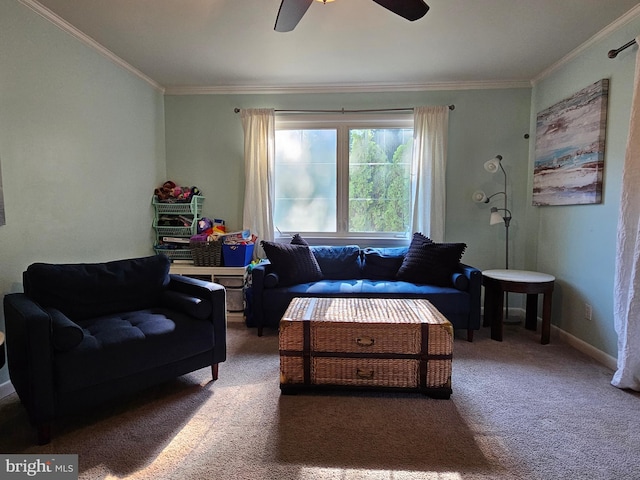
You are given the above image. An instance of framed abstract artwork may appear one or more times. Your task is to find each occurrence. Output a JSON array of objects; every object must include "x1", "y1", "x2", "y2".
[{"x1": 533, "y1": 79, "x2": 609, "y2": 206}]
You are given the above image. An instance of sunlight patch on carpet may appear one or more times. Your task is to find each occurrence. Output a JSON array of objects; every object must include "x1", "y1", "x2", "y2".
[{"x1": 298, "y1": 466, "x2": 463, "y2": 479}]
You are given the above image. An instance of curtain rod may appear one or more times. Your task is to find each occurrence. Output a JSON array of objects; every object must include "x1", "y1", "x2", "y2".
[
  {"x1": 233, "y1": 105, "x2": 455, "y2": 114},
  {"x1": 608, "y1": 38, "x2": 637, "y2": 58}
]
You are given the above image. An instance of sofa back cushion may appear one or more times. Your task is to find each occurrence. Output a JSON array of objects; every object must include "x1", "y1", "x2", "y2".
[
  {"x1": 361, "y1": 247, "x2": 408, "y2": 280},
  {"x1": 24, "y1": 255, "x2": 171, "y2": 321},
  {"x1": 311, "y1": 245, "x2": 362, "y2": 279}
]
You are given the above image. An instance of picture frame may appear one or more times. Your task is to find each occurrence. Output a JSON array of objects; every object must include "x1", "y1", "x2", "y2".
[{"x1": 533, "y1": 79, "x2": 609, "y2": 206}]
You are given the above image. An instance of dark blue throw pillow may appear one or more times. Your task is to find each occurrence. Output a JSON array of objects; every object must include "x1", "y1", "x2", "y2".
[
  {"x1": 310, "y1": 245, "x2": 361, "y2": 279},
  {"x1": 362, "y1": 247, "x2": 408, "y2": 280},
  {"x1": 396, "y1": 234, "x2": 466, "y2": 287},
  {"x1": 261, "y1": 241, "x2": 323, "y2": 286},
  {"x1": 290, "y1": 233, "x2": 309, "y2": 246}
]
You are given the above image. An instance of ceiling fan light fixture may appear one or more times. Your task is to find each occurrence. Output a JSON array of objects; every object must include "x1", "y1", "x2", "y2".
[{"x1": 276, "y1": 0, "x2": 429, "y2": 32}]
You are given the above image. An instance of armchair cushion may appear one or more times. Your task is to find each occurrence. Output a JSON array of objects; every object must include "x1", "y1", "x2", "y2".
[
  {"x1": 56, "y1": 308, "x2": 214, "y2": 393},
  {"x1": 24, "y1": 255, "x2": 170, "y2": 321}
]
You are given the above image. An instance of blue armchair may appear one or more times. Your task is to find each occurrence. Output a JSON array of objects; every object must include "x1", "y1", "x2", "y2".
[{"x1": 3, "y1": 254, "x2": 226, "y2": 444}]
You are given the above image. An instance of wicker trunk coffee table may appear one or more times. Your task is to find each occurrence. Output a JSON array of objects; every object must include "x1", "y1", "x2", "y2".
[{"x1": 279, "y1": 297, "x2": 453, "y2": 398}]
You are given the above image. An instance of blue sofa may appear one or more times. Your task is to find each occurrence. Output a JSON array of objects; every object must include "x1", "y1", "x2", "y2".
[
  {"x1": 3, "y1": 254, "x2": 227, "y2": 444},
  {"x1": 250, "y1": 241, "x2": 481, "y2": 341}
]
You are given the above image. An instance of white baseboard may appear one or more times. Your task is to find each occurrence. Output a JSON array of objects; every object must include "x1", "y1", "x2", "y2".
[
  {"x1": 554, "y1": 325, "x2": 617, "y2": 371},
  {"x1": 496, "y1": 307, "x2": 617, "y2": 371},
  {"x1": 0, "y1": 380, "x2": 15, "y2": 399},
  {"x1": 227, "y1": 312, "x2": 245, "y2": 323}
]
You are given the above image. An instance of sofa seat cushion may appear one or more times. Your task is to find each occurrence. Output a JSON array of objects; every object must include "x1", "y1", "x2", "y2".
[
  {"x1": 265, "y1": 280, "x2": 470, "y2": 315},
  {"x1": 54, "y1": 308, "x2": 213, "y2": 393}
]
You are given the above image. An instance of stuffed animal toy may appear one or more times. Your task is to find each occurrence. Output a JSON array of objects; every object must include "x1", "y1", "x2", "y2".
[
  {"x1": 154, "y1": 181, "x2": 202, "y2": 202},
  {"x1": 198, "y1": 217, "x2": 213, "y2": 234}
]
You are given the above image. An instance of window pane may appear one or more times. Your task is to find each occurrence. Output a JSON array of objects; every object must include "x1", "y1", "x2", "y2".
[
  {"x1": 274, "y1": 129, "x2": 337, "y2": 232},
  {"x1": 349, "y1": 129, "x2": 412, "y2": 233}
]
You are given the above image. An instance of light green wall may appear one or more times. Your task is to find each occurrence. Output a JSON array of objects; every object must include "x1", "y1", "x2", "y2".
[
  {"x1": 0, "y1": 0, "x2": 166, "y2": 384},
  {"x1": 165, "y1": 88, "x2": 532, "y2": 271},
  {"x1": 529, "y1": 18, "x2": 640, "y2": 357},
  {"x1": 2, "y1": 0, "x2": 636, "y2": 393}
]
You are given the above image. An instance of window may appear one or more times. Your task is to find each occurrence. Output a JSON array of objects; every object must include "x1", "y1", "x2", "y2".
[{"x1": 274, "y1": 114, "x2": 413, "y2": 243}]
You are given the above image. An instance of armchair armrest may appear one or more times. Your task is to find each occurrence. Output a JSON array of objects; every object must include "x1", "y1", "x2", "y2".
[
  {"x1": 250, "y1": 261, "x2": 274, "y2": 331},
  {"x1": 162, "y1": 291, "x2": 212, "y2": 320},
  {"x1": 168, "y1": 274, "x2": 227, "y2": 364},
  {"x1": 458, "y1": 263, "x2": 482, "y2": 330},
  {"x1": 3, "y1": 294, "x2": 56, "y2": 425}
]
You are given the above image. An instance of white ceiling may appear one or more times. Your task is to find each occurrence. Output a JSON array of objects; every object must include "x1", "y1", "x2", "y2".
[{"x1": 25, "y1": 0, "x2": 640, "y2": 93}]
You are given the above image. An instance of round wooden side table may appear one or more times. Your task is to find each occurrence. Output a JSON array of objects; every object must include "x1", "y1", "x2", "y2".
[{"x1": 482, "y1": 269, "x2": 555, "y2": 344}]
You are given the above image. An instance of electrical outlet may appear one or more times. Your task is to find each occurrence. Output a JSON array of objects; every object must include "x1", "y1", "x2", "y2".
[{"x1": 585, "y1": 303, "x2": 592, "y2": 321}]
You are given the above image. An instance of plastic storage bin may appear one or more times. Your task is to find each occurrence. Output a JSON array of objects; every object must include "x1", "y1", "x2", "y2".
[{"x1": 222, "y1": 244, "x2": 254, "y2": 267}]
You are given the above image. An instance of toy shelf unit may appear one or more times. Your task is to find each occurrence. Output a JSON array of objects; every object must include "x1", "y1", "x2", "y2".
[{"x1": 152, "y1": 195, "x2": 205, "y2": 263}]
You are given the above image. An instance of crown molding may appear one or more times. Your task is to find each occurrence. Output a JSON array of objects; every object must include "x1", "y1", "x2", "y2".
[
  {"x1": 20, "y1": 0, "x2": 640, "y2": 96},
  {"x1": 164, "y1": 80, "x2": 531, "y2": 96},
  {"x1": 19, "y1": 0, "x2": 165, "y2": 93},
  {"x1": 532, "y1": 3, "x2": 640, "y2": 85}
]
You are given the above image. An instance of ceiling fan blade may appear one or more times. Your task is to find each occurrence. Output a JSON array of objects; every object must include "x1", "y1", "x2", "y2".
[
  {"x1": 275, "y1": 0, "x2": 314, "y2": 32},
  {"x1": 371, "y1": 0, "x2": 429, "y2": 22}
]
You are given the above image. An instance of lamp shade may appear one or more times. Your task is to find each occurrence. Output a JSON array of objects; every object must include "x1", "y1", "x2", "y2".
[
  {"x1": 472, "y1": 190, "x2": 489, "y2": 203},
  {"x1": 489, "y1": 207, "x2": 504, "y2": 225},
  {"x1": 484, "y1": 155, "x2": 503, "y2": 174}
]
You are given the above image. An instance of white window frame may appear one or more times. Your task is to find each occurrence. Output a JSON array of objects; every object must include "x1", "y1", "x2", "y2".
[{"x1": 274, "y1": 113, "x2": 414, "y2": 247}]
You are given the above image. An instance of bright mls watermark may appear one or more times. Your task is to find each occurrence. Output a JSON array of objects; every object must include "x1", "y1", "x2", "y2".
[{"x1": 1, "y1": 455, "x2": 78, "y2": 479}]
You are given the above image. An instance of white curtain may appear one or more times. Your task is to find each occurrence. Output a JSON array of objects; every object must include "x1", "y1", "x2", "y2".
[
  {"x1": 240, "y1": 109, "x2": 275, "y2": 258},
  {"x1": 612, "y1": 36, "x2": 640, "y2": 391},
  {"x1": 410, "y1": 106, "x2": 449, "y2": 242}
]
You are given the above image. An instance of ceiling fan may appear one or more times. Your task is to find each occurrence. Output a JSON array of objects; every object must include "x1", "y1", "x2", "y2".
[{"x1": 274, "y1": 0, "x2": 430, "y2": 32}]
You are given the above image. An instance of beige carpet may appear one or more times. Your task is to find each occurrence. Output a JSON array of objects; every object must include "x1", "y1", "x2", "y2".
[{"x1": 1, "y1": 320, "x2": 639, "y2": 480}]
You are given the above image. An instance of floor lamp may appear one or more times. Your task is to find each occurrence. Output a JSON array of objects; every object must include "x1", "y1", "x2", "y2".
[{"x1": 473, "y1": 155, "x2": 513, "y2": 317}]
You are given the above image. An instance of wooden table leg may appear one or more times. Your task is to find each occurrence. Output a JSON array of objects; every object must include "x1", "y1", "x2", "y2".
[
  {"x1": 490, "y1": 284, "x2": 504, "y2": 342},
  {"x1": 541, "y1": 289, "x2": 552, "y2": 345},
  {"x1": 525, "y1": 293, "x2": 538, "y2": 331},
  {"x1": 483, "y1": 282, "x2": 494, "y2": 328}
]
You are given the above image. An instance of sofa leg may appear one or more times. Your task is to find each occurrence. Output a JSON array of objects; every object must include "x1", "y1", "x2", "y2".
[
  {"x1": 257, "y1": 326, "x2": 263, "y2": 337},
  {"x1": 212, "y1": 363, "x2": 219, "y2": 381},
  {"x1": 467, "y1": 329, "x2": 474, "y2": 342},
  {"x1": 37, "y1": 423, "x2": 51, "y2": 445}
]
